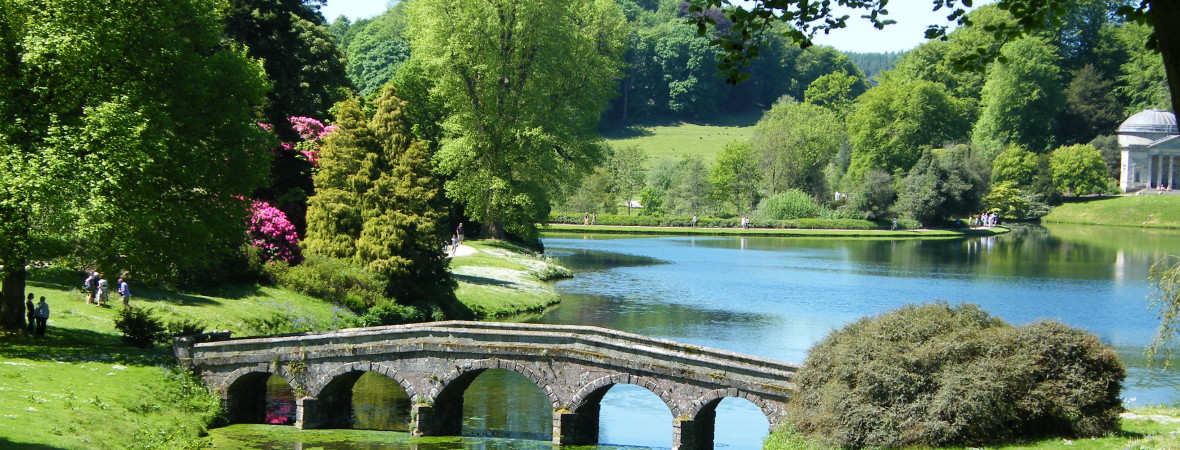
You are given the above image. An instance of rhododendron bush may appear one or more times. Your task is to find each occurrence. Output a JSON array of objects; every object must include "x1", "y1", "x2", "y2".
[
  {"x1": 288, "y1": 116, "x2": 337, "y2": 166},
  {"x1": 248, "y1": 200, "x2": 301, "y2": 263}
]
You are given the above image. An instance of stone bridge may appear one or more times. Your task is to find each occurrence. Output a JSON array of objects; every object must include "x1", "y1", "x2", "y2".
[{"x1": 174, "y1": 321, "x2": 799, "y2": 449}]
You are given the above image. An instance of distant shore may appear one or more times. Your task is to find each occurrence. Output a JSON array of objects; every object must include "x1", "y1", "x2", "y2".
[{"x1": 543, "y1": 223, "x2": 1010, "y2": 238}]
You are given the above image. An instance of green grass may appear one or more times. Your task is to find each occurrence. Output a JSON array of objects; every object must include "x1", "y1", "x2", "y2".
[
  {"x1": 450, "y1": 240, "x2": 567, "y2": 318},
  {"x1": 602, "y1": 111, "x2": 760, "y2": 168},
  {"x1": 1042, "y1": 195, "x2": 1180, "y2": 228},
  {"x1": 542, "y1": 223, "x2": 1010, "y2": 238},
  {"x1": 0, "y1": 242, "x2": 565, "y2": 448},
  {"x1": 763, "y1": 413, "x2": 1180, "y2": 449}
]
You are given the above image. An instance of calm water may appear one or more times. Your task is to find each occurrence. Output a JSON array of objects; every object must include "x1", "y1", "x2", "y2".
[{"x1": 214, "y1": 223, "x2": 1180, "y2": 449}]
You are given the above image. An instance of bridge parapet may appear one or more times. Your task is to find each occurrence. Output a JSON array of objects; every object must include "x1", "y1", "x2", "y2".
[{"x1": 180, "y1": 321, "x2": 798, "y2": 449}]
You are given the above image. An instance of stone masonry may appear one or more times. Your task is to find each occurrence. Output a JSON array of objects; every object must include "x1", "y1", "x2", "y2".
[{"x1": 174, "y1": 321, "x2": 798, "y2": 450}]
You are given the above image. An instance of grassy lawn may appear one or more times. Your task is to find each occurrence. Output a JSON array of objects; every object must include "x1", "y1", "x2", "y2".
[
  {"x1": 449, "y1": 240, "x2": 569, "y2": 319},
  {"x1": 601, "y1": 111, "x2": 760, "y2": 168},
  {"x1": 764, "y1": 413, "x2": 1180, "y2": 449},
  {"x1": 543, "y1": 223, "x2": 1010, "y2": 238},
  {"x1": 0, "y1": 280, "x2": 334, "y2": 448},
  {"x1": 1042, "y1": 195, "x2": 1180, "y2": 228}
]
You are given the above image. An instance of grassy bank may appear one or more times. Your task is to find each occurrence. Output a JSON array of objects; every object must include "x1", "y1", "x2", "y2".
[
  {"x1": 1042, "y1": 195, "x2": 1180, "y2": 228},
  {"x1": 763, "y1": 411, "x2": 1180, "y2": 449},
  {"x1": 543, "y1": 223, "x2": 1010, "y2": 238},
  {"x1": 0, "y1": 281, "x2": 345, "y2": 449},
  {"x1": 450, "y1": 240, "x2": 569, "y2": 318},
  {"x1": 0, "y1": 242, "x2": 565, "y2": 447}
]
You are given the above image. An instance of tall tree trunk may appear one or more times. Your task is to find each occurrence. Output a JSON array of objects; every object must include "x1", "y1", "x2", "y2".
[
  {"x1": 1, "y1": 264, "x2": 27, "y2": 332},
  {"x1": 484, "y1": 221, "x2": 506, "y2": 240},
  {"x1": 1153, "y1": 0, "x2": 1180, "y2": 119}
]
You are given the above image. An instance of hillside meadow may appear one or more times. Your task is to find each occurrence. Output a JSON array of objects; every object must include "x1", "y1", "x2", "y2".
[
  {"x1": 1042, "y1": 195, "x2": 1180, "y2": 228},
  {"x1": 601, "y1": 112, "x2": 759, "y2": 168}
]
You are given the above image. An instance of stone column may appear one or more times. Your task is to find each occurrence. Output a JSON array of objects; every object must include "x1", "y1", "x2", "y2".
[
  {"x1": 673, "y1": 413, "x2": 715, "y2": 450},
  {"x1": 412, "y1": 401, "x2": 463, "y2": 436},
  {"x1": 1170, "y1": 154, "x2": 1175, "y2": 188},
  {"x1": 553, "y1": 406, "x2": 600, "y2": 445},
  {"x1": 1148, "y1": 154, "x2": 1155, "y2": 188},
  {"x1": 295, "y1": 397, "x2": 322, "y2": 429}
]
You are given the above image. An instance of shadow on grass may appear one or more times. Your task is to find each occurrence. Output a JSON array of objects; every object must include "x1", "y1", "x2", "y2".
[
  {"x1": 0, "y1": 438, "x2": 64, "y2": 449},
  {"x1": 453, "y1": 274, "x2": 520, "y2": 289},
  {"x1": 0, "y1": 328, "x2": 168, "y2": 364}
]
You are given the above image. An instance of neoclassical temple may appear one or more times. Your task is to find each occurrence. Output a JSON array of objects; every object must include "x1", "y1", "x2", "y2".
[{"x1": 1119, "y1": 109, "x2": 1180, "y2": 192}]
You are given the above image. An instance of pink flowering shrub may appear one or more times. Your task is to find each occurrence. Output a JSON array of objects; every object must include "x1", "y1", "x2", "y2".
[
  {"x1": 288, "y1": 116, "x2": 338, "y2": 166},
  {"x1": 247, "y1": 200, "x2": 301, "y2": 263}
]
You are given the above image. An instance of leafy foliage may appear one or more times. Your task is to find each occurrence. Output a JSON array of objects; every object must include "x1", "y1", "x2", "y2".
[
  {"x1": 753, "y1": 98, "x2": 847, "y2": 198},
  {"x1": 971, "y1": 37, "x2": 1065, "y2": 158},
  {"x1": 845, "y1": 79, "x2": 971, "y2": 185},
  {"x1": 0, "y1": 0, "x2": 272, "y2": 330},
  {"x1": 304, "y1": 86, "x2": 453, "y2": 303},
  {"x1": 407, "y1": 0, "x2": 626, "y2": 240},
  {"x1": 709, "y1": 142, "x2": 761, "y2": 214},
  {"x1": 1049, "y1": 144, "x2": 1112, "y2": 196},
  {"x1": 1148, "y1": 256, "x2": 1180, "y2": 365},
  {"x1": 755, "y1": 190, "x2": 822, "y2": 221},
  {"x1": 789, "y1": 302, "x2": 1125, "y2": 448}
]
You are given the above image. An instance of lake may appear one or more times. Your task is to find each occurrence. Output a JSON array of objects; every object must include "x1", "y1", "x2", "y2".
[{"x1": 213, "y1": 223, "x2": 1180, "y2": 449}]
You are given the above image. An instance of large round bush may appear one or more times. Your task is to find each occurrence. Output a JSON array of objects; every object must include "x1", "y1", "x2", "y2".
[
  {"x1": 787, "y1": 302, "x2": 1124, "y2": 448},
  {"x1": 756, "y1": 189, "x2": 823, "y2": 220}
]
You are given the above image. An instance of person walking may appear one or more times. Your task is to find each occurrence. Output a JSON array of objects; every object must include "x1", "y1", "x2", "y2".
[
  {"x1": 34, "y1": 297, "x2": 49, "y2": 336},
  {"x1": 456, "y1": 223, "x2": 465, "y2": 245},
  {"x1": 95, "y1": 275, "x2": 109, "y2": 307},
  {"x1": 83, "y1": 271, "x2": 98, "y2": 304},
  {"x1": 25, "y1": 293, "x2": 36, "y2": 334},
  {"x1": 117, "y1": 277, "x2": 131, "y2": 308}
]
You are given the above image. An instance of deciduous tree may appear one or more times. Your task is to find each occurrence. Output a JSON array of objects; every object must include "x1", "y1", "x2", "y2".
[
  {"x1": 710, "y1": 142, "x2": 761, "y2": 214},
  {"x1": 971, "y1": 38, "x2": 1064, "y2": 158},
  {"x1": 407, "y1": 0, "x2": 626, "y2": 241},
  {"x1": 0, "y1": 0, "x2": 272, "y2": 331},
  {"x1": 753, "y1": 98, "x2": 847, "y2": 198},
  {"x1": 1049, "y1": 144, "x2": 1111, "y2": 196}
]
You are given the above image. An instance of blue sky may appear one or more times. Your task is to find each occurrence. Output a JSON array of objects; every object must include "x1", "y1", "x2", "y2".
[{"x1": 318, "y1": 0, "x2": 987, "y2": 53}]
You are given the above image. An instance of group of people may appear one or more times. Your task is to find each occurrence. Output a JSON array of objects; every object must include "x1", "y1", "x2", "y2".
[
  {"x1": 20, "y1": 293, "x2": 49, "y2": 336},
  {"x1": 971, "y1": 212, "x2": 1000, "y2": 227},
  {"x1": 740, "y1": 215, "x2": 751, "y2": 229},
  {"x1": 443, "y1": 223, "x2": 466, "y2": 257},
  {"x1": 82, "y1": 271, "x2": 131, "y2": 308}
]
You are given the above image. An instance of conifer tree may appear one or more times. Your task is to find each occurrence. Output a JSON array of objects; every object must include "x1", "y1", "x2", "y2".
[{"x1": 304, "y1": 86, "x2": 452, "y2": 303}]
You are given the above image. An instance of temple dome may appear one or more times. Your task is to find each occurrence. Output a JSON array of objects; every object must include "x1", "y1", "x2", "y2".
[{"x1": 1118, "y1": 109, "x2": 1179, "y2": 135}]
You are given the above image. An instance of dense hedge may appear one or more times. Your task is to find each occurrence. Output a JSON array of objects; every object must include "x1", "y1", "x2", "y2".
[
  {"x1": 547, "y1": 213, "x2": 914, "y2": 230},
  {"x1": 788, "y1": 302, "x2": 1124, "y2": 448}
]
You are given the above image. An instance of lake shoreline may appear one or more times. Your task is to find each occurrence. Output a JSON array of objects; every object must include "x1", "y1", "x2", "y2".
[{"x1": 543, "y1": 223, "x2": 1010, "y2": 238}]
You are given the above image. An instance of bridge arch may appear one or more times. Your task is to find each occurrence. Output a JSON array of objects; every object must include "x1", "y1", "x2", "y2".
[
  {"x1": 570, "y1": 373, "x2": 679, "y2": 417},
  {"x1": 420, "y1": 358, "x2": 560, "y2": 437},
  {"x1": 221, "y1": 365, "x2": 297, "y2": 424},
  {"x1": 688, "y1": 388, "x2": 777, "y2": 427},
  {"x1": 433, "y1": 359, "x2": 560, "y2": 408},
  {"x1": 307, "y1": 361, "x2": 415, "y2": 400},
  {"x1": 301, "y1": 362, "x2": 415, "y2": 430}
]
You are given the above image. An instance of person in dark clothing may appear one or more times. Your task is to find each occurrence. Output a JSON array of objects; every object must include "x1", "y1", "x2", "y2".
[
  {"x1": 34, "y1": 297, "x2": 49, "y2": 336},
  {"x1": 25, "y1": 293, "x2": 36, "y2": 333}
]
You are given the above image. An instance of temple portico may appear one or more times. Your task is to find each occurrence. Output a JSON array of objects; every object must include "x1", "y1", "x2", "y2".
[{"x1": 1118, "y1": 109, "x2": 1180, "y2": 192}]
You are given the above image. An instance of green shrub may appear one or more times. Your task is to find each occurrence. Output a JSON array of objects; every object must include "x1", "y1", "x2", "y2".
[
  {"x1": 546, "y1": 213, "x2": 881, "y2": 230},
  {"x1": 115, "y1": 308, "x2": 166, "y2": 348},
  {"x1": 275, "y1": 254, "x2": 387, "y2": 309},
  {"x1": 756, "y1": 190, "x2": 824, "y2": 220},
  {"x1": 788, "y1": 302, "x2": 1124, "y2": 448},
  {"x1": 161, "y1": 317, "x2": 206, "y2": 345},
  {"x1": 359, "y1": 301, "x2": 425, "y2": 326}
]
